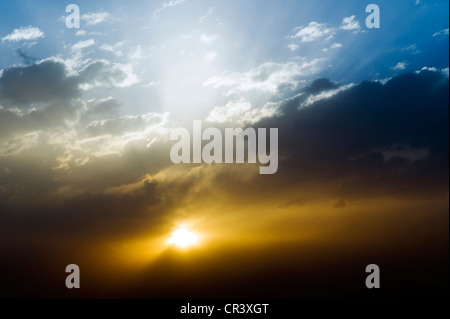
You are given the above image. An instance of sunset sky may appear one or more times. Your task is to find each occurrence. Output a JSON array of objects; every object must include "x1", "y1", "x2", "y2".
[{"x1": 0, "y1": 0, "x2": 448, "y2": 298}]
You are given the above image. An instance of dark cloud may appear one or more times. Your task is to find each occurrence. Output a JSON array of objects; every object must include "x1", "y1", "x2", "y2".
[
  {"x1": 0, "y1": 101, "x2": 81, "y2": 138},
  {"x1": 305, "y1": 78, "x2": 339, "y2": 94},
  {"x1": 1, "y1": 70, "x2": 447, "y2": 215},
  {"x1": 17, "y1": 49, "x2": 38, "y2": 65},
  {"x1": 0, "y1": 61, "x2": 80, "y2": 107},
  {"x1": 255, "y1": 70, "x2": 449, "y2": 199},
  {"x1": 0, "y1": 60, "x2": 140, "y2": 138},
  {"x1": 334, "y1": 200, "x2": 347, "y2": 209},
  {"x1": 0, "y1": 70, "x2": 448, "y2": 298},
  {"x1": 0, "y1": 59, "x2": 136, "y2": 109}
]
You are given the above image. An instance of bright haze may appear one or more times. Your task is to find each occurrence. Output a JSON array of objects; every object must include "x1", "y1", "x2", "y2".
[{"x1": 0, "y1": 0, "x2": 448, "y2": 298}]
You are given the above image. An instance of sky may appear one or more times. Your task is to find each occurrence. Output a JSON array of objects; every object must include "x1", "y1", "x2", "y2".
[{"x1": 0, "y1": 0, "x2": 448, "y2": 298}]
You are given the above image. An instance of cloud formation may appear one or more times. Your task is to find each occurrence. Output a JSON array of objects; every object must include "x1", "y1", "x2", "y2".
[
  {"x1": 153, "y1": 0, "x2": 186, "y2": 19},
  {"x1": 2, "y1": 26, "x2": 44, "y2": 42},
  {"x1": 433, "y1": 28, "x2": 449, "y2": 37},
  {"x1": 0, "y1": 67, "x2": 448, "y2": 298},
  {"x1": 340, "y1": 16, "x2": 361, "y2": 32},
  {"x1": 0, "y1": 61, "x2": 79, "y2": 106},
  {"x1": 71, "y1": 39, "x2": 96, "y2": 51},
  {"x1": 81, "y1": 12, "x2": 112, "y2": 26},
  {"x1": 290, "y1": 22, "x2": 335, "y2": 42},
  {"x1": 204, "y1": 59, "x2": 325, "y2": 95}
]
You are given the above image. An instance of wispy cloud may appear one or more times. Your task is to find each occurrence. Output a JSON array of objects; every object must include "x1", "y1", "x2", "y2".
[
  {"x1": 142, "y1": 80, "x2": 161, "y2": 88},
  {"x1": 287, "y1": 44, "x2": 299, "y2": 51},
  {"x1": 204, "y1": 51, "x2": 218, "y2": 61},
  {"x1": 82, "y1": 12, "x2": 112, "y2": 26},
  {"x1": 290, "y1": 22, "x2": 335, "y2": 42},
  {"x1": 153, "y1": 0, "x2": 186, "y2": 19},
  {"x1": 199, "y1": 7, "x2": 215, "y2": 23},
  {"x1": 206, "y1": 98, "x2": 277, "y2": 124},
  {"x1": 433, "y1": 28, "x2": 449, "y2": 37},
  {"x1": 204, "y1": 59, "x2": 325, "y2": 95},
  {"x1": 2, "y1": 26, "x2": 44, "y2": 42},
  {"x1": 340, "y1": 16, "x2": 361, "y2": 32},
  {"x1": 323, "y1": 43, "x2": 343, "y2": 52},
  {"x1": 391, "y1": 61, "x2": 408, "y2": 71},
  {"x1": 100, "y1": 41, "x2": 125, "y2": 57},
  {"x1": 71, "y1": 39, "x2": 95, "y2": 51},
  {"x1": 200, "y1": 34, "x2": 218, "y2": 44},
  {"x1": 402, "y1": 44, "x2": 420, "y2": 54}
]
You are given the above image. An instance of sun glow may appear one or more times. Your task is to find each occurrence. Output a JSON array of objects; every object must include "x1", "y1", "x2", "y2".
[{"x1": 169, "y1": 226, "x2": 200, "y2": 249}]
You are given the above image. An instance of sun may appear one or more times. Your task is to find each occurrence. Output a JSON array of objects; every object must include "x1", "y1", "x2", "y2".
[{"x1": 168, "y1": 226, "x2": 199, "y2": 249}]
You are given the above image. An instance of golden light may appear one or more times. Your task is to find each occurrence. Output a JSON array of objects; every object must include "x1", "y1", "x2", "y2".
[{"x1": 169, "y1": 226, "x2": 200, "y2": 249}]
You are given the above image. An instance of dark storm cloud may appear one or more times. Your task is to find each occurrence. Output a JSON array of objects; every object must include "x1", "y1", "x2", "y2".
[
  {"x1": 0, "y1": 59, "x2": 135, "y2": 109},
  {"x1": 304, "y1": 78, "x2": 339, "y2": 93},
  {"x1": 0, "y1": 101, "x2": 81, "y2": 138},
  {"x1": 2, "y1": 69, "x2": 447, "y2": 226},
  {"x1": 0, "y1": 59, "x2": 141, "y2": 138},
  {"x1": 0, "y1": 155, "x2": 198, "y2": 239},
  {"x1": 0, "y1": 61, "x2": 80, "y2": 106},
  {"x1": 255, "y1": 70, "x2": 449, "y2": 199},
  {"x1": 0, "y1": 70, "x2": 448, "y2": 298}
]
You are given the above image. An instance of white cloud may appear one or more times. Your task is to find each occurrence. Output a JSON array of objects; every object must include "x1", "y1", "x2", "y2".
[
  {"x1": 331, "y1": 43, "x2": 343, "y2": 49},
  {"x1": 71, "y1": 39, "x2": 95, "y2": 51},
  {"x1": 416, "y1": 67, "x2": 449, "y2": 77},
  {"x1": 433, "y1": 28, "x2": 449, "y2": 37},
  {"x1": 100, "y1": 41, "x2": 124, "y2": 57},
  {"x1": 199, "y1": 7, "x2": 215, "y2": 23},
  {"x1": 142, "y1": 81, "x2": 161, "y2": 88},
  {"x1": 82, "y1": 12, "x2": 112, "y2": 26},
  {"x1": 84, "y1": 112, "x2": 169, "y2": 137},
  {"x1": 200, "y1": 34, "x2": 218, "y2": 43},
  {"x1": 420, "y1": 66, "x2": 438, "y2": 72},
  {"x1": 49, "y1": 111, "x2": 170, "y2": 162},
  {"x1": 303, "y1": 83, "x2": 355, "y2": 107},
  {"x1": 207, "y1": 99, "x2": 252, "y2": 123},
  {"x1": 290, "y1": 22, "x2": 335, "y2": 42},
  {"x1": 204, "y1": 51, "x2": 217, "y2": 61},
  {"x1": 130, "y1": 45, "x2": 144, "y2": 60},
  {"x1": 2, "y1": 26, "x2": 44, "y2": 42},
  {"x1": 153, "y1": 0, "x2": 186, "y2": 19},
  {"x1": 204, "y1": 58, "x2": 325, "y2": 95},
  {"x1": 287, "y1": 44, "x2": 299, "y2": 51},
  {"x1": 340, "y1": 16, "x2": 361, "y2": 32},
  {"x1": 78, "y1": 60, "x2": 140, "y2": 89},
  {"x1": 402, "y1": 44, "x2": 420, "y2": 54},
  {"x1": 206, "y1": 98, "x2": 278, "y2": 124},
  {"x1": 391, "y1": 61, "x2": 408, "y2": 71},
  {"x1": 75, "y1": 30, "x2": 87, "y2": 36},
  {"x1": 322, "y1": 43, "x2": 343, "y2": 52}
]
